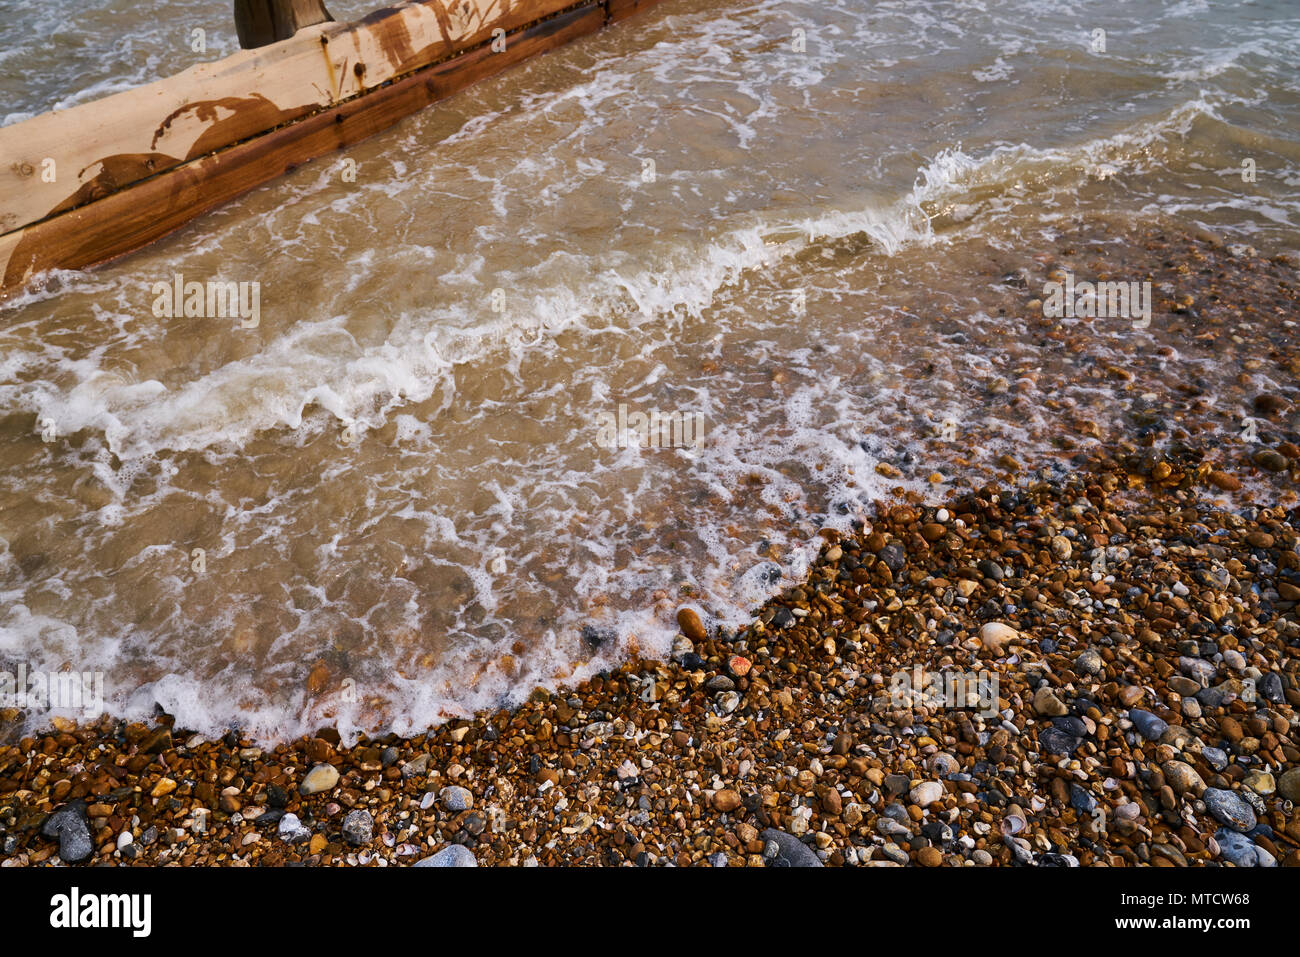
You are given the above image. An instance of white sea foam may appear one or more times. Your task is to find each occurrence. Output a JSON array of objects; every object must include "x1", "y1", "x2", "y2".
[{"x1": 1, "y1": 0, "x2": 1298, "y2": 742}]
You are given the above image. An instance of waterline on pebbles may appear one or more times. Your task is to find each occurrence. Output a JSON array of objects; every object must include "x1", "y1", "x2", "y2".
[{"x1": 2, "y1": 446, "x2": 1298, "y2": 866}]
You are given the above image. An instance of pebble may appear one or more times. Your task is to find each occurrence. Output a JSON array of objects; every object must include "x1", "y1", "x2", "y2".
[
  {"x1": 676, "y1": 607, "x2": 707, "y2": 643},
  {"x1": 1128, "y1": 709, "x2": 1169, "y2": 741},
  {"x1": 1040, "y1": 716, "x2": 1087, "y2": 755},
  {"x1": 916, "y1": 846, "x2": 943, "y2": 866},
  {"x1": 1076, "y1": 650, "x2": 1103, "y2": 676},
  {"x1": 879, "y1": 544, "x2": 906, "y2": 573},
  {"x1": 712, "y1": 789, "x2": 742, "y2": 812},
  {"x1": 1162, "y1": 761, "x2": 1205, "y2": 796},
  {"x1": 1202, "y1": 788, "x2": 1257, "y2": 833},
  {"x1": 1244, "y1": 771, "x2": 1274, "y2": 796},
  {"x1": 414, "y1": 845, "x2": 478, "y2": 867},
  {"x1": 1278, "y1": 768, "x2": 1300, "y2": 802},
  {"x1": 1214, "y1": 829, "x2": 1276, "y2": 867},
  {"x1": 879, "y1": 843, "x2": 910, "y2": 865},
  {"x1": 979, "y1": 622, "x2": 1018, "y2": 654},
  {"x1": 1202, "y1": 747, "x2": 1229, "y2": 771},
  {"x1": 278, "y1": 813, "x2": 311, "y2": 844},
  {"x1": 928, "y1": 752, "x2": 959, "y2": 776},
  {"x1": 1253, "y1": 449, "x2": 1288, "y2": 472},
  {"x1": 1050, "y1": 535, "x2": 1072, "y2": 560},
  {"x1": 1208, "y1": 470, "x2": 1242, "y2": 491},
  {"x1": 1167, "y1": 676, "x2": 1200, "y2": 696},
  {"x1": 877, "y1": 818, "x2": 911, "y2": 840},
  {"x1": 1119, "y1": 686, "x2": 1145, "y2": 707},
  {"x1": 41, "y1": 804, "x2": 93, "y2": 864},
  {"x1": 1178, "y1": 656, "x2": 1217, "y2": 685},
  {"x1": 761, "y1": 829, "x2": 823, "y2": 867},
  {"x1": 401, "y1": 753, "x2": 431, "y2": 779},
  {"x1": 909, "y1": 781, "x2": 944, "y2": 806},
  {"x1": 439, "y1": 786, "x2": 474, "y2": 812},
  {"x1": 670, "y1": 635, "x2": 694, "y2": 662},
  {"x1": 1069, "y1": 784, "x2": 1097, "y2": 813},
  {"x1": 299, "y1": 763, "x2": 340, "y2": 795},
  {"x1": 58, "y1": 816, "x2": 93, "y2": 864},
  {"x1": 1259, "y1": 672, "x2": 1284, "y2": 703},
  {"x1": 1033, "y1": 686, "x2": 1069, "y2": 717},
  {"x1": 342, "y1": 810, "x2": 374, "y2": 846}
]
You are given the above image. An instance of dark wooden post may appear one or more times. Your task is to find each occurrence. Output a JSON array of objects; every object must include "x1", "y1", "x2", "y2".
[{"x1": 234, "y1": 0, "x2": 335, "y2": 49}]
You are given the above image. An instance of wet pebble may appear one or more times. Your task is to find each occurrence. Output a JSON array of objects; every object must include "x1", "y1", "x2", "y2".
[{"x1": 1203, "y1": 788, "x2": 1257, "y2": 833}]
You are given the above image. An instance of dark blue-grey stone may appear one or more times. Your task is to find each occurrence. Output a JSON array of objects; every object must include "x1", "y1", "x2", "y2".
[
  {"x1": 40, "y1": 800, "x2": 85, "y2": 839},
  {"x1": 921, "y1": 822, "x2": 953, "y2": 842},
  {"x1": 1215, "y1": 829, "x2": 1275, "y2": 867},
  {"x1": 1128, "y1": 709, "x2": 1168, "y2": 741},
  {"x1": 1042, "y1": 715, "x2": 1089, "y2": 754},
  {"x1": 879, "y1": 544, "x2": 907, "y2": 573},
  {"x1": 1069, "y1": 784, "x2": 1097, "y2": 813},
  {"x1": 882, "y1": 802, "x2": 910, "y2": 823},
  {"x1": 1195, "y1": 686, "x2": 1228, "y2": 710},
  {"x1": 414, "y1": 845, "x2": 478, "y2": 867},
  {"x1": 1035, "y1": 852, "x2": 1078, "y2": 866},
  {"x1": 41, "y1": 802, "x2": 93, "y2": 863},
  {"x1": 1203, "y1": 788, "x2": 1257, "y2": 833},
  {"x1": 1201, "y1": 747, "x2": 1229, "y2": 771},
  {"x1": 57, "y1": 816, "x2": 93, "y2": 863},
  {"x1": 761, "y1": 829, "x2": 824, "y2": 867},
  {"x1": 1039, "y1": 726, "x2": 1083, "y2": 755},
  {"x1": 1259, "y1": 672, "x2": 1283, "y2": 703},
  {"x1": 1053, "y1": 716, "x2": 1088, "y2": 736}
]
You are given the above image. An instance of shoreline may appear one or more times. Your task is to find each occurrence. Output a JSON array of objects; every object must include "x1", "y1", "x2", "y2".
[
  {"x1": 2, "y1": 228, "x2": 1299, "y2": 866},
  {"x1": 2, "y1": 445, "x2": 1298, "y2": 866}
]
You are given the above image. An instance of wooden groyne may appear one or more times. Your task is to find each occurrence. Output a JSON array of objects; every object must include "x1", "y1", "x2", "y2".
[{"x1": 0, "y1": 0, "x2": 665, "y2": 298}]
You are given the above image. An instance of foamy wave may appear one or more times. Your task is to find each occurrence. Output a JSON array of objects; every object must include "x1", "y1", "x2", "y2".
[
  {"x1": 5, "y1": 199, "x2": 941, "y2": 464},
  {"x1": 2, "y1": 94, "x2": 1232, "y2": 469}
]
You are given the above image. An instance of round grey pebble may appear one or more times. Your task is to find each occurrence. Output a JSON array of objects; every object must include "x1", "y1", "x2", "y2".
[
  {"x1": 341, "y1": 809, "x2": 374, "y2": 846},
  {"x1": 439, "y1": 785, "x2": 474, "y2": 812},
  {"x1": 414, "y1": 845, "x2": 478, "y2": 867}
]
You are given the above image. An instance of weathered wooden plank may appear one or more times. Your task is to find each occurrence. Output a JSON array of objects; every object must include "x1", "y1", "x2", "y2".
[
  {"x1": 606, "y1": 0, "x2": 668, "y2": 24},
  {"x1": 0, "y1": 5, "x2": 606, "y2": 296},
  {"x1": 235, "y1": 0, "x2": 336, "y2": 49},
  {"x1": 0, "y1": 1, "x2": 579, "y2": 237}
]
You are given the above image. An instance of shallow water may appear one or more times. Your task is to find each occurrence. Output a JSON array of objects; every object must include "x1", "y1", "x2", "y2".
[{"x1": 1, "y1": 0, "x2": 1298, "y2": 740}]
